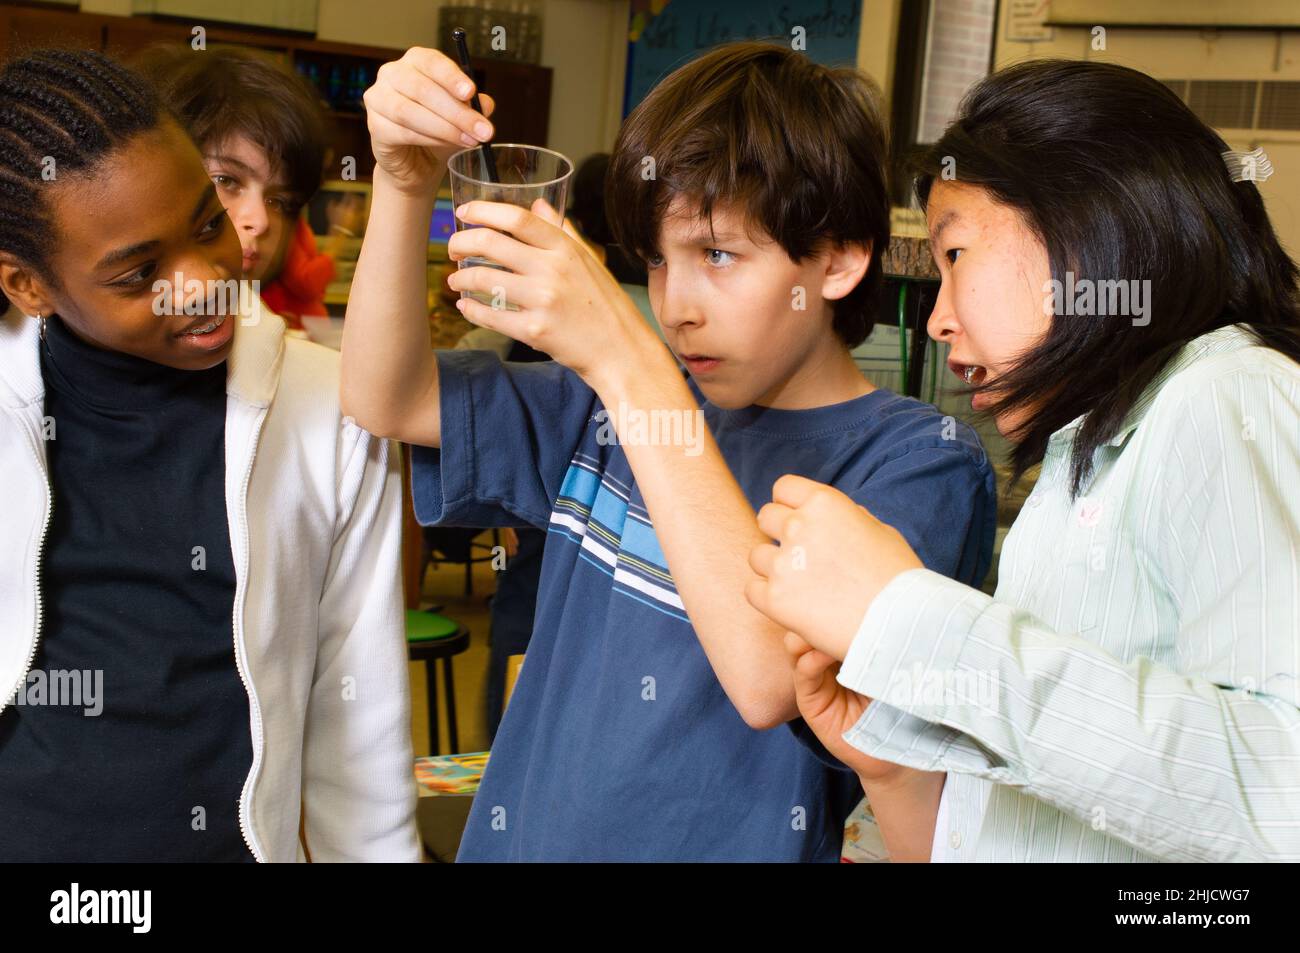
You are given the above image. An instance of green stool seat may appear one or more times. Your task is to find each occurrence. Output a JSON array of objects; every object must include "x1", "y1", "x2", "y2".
[
  {"x1": 404, "y1": 610, "x2": 471, "y2": 756},
  {"x1": 405, "y1": 610, "x2": 462, "y2": 642}
]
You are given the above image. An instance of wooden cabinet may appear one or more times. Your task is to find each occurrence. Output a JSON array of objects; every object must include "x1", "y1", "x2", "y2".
[
  {"x1": 464, "y1": 56, "x2": 553, "y2": 150},
  {"x1": 103, "y1": 16, "x2": 285, "y2": 60},
  {"x1": 0, "y1": 5, "x2": 103, "y2": 61},
  {"x1": 0, "y1": 5, "x2": 554, "y2": 178}
]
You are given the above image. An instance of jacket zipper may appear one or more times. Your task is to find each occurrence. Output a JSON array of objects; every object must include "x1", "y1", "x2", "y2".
[
  {"x1": 231, "y1": 408, "x2": 269, "y2": 862},
  {"x1": 0, "y1": 427, "x2": 53, "y2": 719},
  {"x1": 10, "y1": 414, "x2": 267, "y2": 861}
]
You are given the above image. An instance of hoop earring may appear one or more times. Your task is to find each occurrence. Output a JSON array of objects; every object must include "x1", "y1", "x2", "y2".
[{"x1": 37, "y1": 311, "x2": 46, "y2": 340}]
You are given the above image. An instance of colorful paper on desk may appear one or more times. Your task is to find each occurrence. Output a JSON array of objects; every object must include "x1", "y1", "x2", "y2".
[{"x1": 414, "y1": 751, "x2": 490, "y2": 796}]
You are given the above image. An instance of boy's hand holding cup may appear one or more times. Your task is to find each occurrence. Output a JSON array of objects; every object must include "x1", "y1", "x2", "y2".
[{"x1": 445, "y1": 197, "x2": 672, "y2": 395}]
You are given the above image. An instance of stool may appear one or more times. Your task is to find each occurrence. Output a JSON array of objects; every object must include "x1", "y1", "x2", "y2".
[{"x1": 405, "y1": 610, "x2": 471, "y2": 755}]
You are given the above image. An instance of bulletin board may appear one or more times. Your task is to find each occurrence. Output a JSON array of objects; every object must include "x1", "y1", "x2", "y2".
[{"x1": 624, "y1": 0, "x2": 863, "y2": 117}]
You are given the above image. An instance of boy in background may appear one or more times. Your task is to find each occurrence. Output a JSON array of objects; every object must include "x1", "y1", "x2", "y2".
[{"x1": 136, "y1": 45, "x2": 340, "y2": 326}]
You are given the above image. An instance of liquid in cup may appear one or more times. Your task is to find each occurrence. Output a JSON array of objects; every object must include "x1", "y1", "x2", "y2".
[{"x1": 447, "y1": 144, "x2": 574, "y2": 311}]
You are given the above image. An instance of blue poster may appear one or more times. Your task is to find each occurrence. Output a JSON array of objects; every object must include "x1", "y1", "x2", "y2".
[{"x1": 624, "y1": 0, "x2": 863, "y2": 116}]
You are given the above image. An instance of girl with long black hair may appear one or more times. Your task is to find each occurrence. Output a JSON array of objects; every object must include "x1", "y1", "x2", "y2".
[{"x1": 747, "y1": 59, "x2": 1300, "y2": 862}]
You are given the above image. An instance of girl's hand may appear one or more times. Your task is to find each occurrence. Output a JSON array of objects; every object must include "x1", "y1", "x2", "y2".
[
  {"x1": 362, "y1": 47, "x2": 497, "y2": 196},
  {"x1": 785, "y1": 632, "x2": 908, "y2": 784},
  {"x1": 747, "y1": 474, "x2": 923, "y2": 660},
  {"x1": 445, "y1": 199, "x2": 664, "y2": 390}
]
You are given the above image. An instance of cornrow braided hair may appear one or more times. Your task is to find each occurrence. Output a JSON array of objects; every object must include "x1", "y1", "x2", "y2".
[{"x1": 0, "y1": 48, "x2": 162, "y2": 314}]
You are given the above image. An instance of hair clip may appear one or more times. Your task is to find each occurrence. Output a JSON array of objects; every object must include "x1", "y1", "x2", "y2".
[{"x1": 1221, "y1": 146, "x2": 1274, "y2": 183}]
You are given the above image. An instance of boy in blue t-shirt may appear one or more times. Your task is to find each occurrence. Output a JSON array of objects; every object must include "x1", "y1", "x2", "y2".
[{"x1": 342, "y1": 41, "x2": 996, "y2": 861}]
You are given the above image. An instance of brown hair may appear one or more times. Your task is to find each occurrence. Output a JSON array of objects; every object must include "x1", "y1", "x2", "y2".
[
  {"x1": 607, "y1": 41, "x2": 891, "y2": 348},
  {"x1": 133, "y1": 44, "x2": 327, "y2": 212}
]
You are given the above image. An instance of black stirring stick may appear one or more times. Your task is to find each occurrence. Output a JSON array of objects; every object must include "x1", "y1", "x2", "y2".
[{"x1": 452, "y1": 28, "x2": 499, "y2": 183}]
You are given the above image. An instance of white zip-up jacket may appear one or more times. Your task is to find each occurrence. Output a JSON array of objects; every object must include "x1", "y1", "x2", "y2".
[{"x1": 0, "y1": 305, "x2": 420, "y2": 862}]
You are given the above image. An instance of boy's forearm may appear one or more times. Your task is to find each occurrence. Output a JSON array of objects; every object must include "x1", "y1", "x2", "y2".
[
  {"x1": 340, "y1": 167, "x2": 443, "y2": 446},
  {"x1": 862, "y1": 769, "x2": 945, "y2": 862},
  {"x1": 592, "y1": 349, "x2": 798, "y2": 730}
]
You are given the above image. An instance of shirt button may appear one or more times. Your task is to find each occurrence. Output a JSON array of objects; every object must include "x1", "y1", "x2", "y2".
[{"x1": 949, "y1": 830, "x2": 962, "y2": 850}]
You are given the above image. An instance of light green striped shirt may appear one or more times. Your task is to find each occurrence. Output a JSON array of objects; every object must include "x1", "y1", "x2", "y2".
[{"x1": 838, "y1": 324, "x2": 1300, "y2": 861}]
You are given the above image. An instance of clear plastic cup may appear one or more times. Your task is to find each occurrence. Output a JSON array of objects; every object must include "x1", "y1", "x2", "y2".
[{"x1": 447, "y1": 143, "x2": 574, "y2": 311}]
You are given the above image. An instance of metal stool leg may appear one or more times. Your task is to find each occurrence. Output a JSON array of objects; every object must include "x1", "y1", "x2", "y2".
[
  {"x1": 442, "y1": 656, "x2": 459, "y2": 754},
  {"x1": 425, "y1": 658, "x2": 440, "y2": 756}
]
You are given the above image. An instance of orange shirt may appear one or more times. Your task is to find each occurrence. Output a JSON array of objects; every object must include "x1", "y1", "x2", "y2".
[{"x1": 260, "y1": 217, "x2": 335, "y2": 328}]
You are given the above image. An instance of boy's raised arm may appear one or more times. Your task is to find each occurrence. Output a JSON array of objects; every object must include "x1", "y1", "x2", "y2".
[
  {"x1": 340, "y1": 48, "x2": 497, "y2": 447},
  {"x1": 342, "y1": 171, "x2": 442, "y2": 445}
]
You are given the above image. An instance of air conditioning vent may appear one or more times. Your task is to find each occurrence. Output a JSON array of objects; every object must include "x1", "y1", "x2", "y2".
[
  {"x1": 1161, "y1": 78, "x2": 1300, "y2": 129},
  {"x1": 1259, "y1": 82, "x2": 1300, "y2": 129},
  {"x1": 1187, "y1": 80, "x2": 1256, "y2": 128}
]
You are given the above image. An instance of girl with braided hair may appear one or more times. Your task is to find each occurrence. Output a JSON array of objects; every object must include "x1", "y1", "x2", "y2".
[{"x1": 0, "y1": 48, "x2": 418, "y2": 862}]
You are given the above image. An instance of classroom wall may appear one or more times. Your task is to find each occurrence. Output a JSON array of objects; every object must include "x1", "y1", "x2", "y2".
[
  {"x1": 990, "y1": 5, "x2": 1300, "y2": 259},
  {"x1": 317, "y1": 0, "x2": 894, "y2": 182},
  {"x1": 533, "y1": 0, "x2": 629, "y2": 169},
  {"x1": 79, "y1": 0, "x2": 900, "y2": 178},
  {"x1": 78, "y1": 0, "x2": 629, "y2": 172},
  {"x1": 318, "y1": 0, "x2": 629, "y2": 173},
  {"x1": 315, "y1": 0, "x2": 903, "y2": 165},
  {"x1": 856, "y1": 0, "x2": 901, "y2": 96},
  {"x1": 81, "y1": 0, "x2": 134, "y2": 14},
  {"x1": 81, "y1": 1, "x2": 1299, "y2": 259}
]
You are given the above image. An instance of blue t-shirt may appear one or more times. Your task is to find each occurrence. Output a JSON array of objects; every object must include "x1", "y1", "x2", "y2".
[{"x1": 412, "y1": 350, "x2": 997, "y2": 862}]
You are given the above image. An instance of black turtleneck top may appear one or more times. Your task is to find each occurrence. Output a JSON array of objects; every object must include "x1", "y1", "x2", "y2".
[{"x1": 0, "y1": 315, "x2": 254, "y2": 861}]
